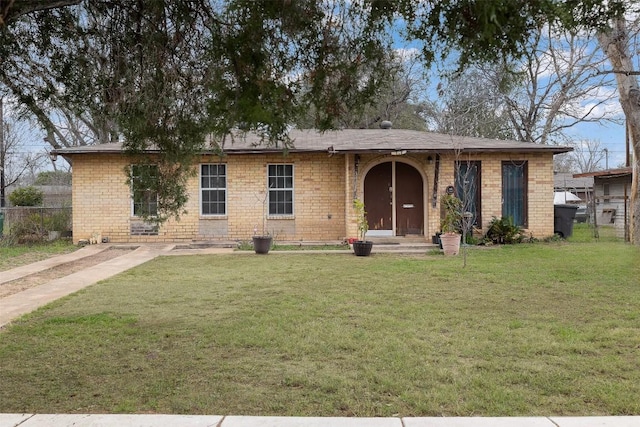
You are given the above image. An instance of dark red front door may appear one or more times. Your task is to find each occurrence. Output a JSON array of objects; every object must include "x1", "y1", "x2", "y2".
[
  {"x1": 364, "y1": 161, "x2": 424, "y2": 235},
  {"x1": 396, "y1": 162, "x2": 424, "y2": 235},
  {"x1": 364, "y1": 163, "x2": 392, "y2": 231}
]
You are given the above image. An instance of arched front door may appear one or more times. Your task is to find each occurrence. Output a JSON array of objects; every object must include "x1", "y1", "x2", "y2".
[{"x1": 364, "y1": 161, "x2": 424, "y2": 236}]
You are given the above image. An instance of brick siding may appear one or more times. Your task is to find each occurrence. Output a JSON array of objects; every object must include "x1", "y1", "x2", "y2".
[{"x1": 70, "y1": 151, "x2": 555, "y2": 243}]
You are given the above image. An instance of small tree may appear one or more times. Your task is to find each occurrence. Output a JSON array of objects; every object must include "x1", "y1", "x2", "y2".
[{"x1": 353, "y1": 198, "x2": 368, "y2": 241}]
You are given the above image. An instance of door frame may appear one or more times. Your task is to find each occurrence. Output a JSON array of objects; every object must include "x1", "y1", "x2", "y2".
[{"x1": 360, "y1": 158, "x2": 428, "y2": 237}]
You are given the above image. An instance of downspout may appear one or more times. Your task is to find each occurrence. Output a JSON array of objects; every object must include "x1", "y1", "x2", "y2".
[
  {"x1": 432, "y1": 154, "x2": 440, "y2": 208},
  {"x1": 353, "y1": 154, "x2": 360, "y2": 200}
]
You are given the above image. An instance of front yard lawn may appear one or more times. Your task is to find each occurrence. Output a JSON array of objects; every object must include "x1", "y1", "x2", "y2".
[
  {"x1": 0, "y1": 240, "x2": 638, "y2": 416},
  {"x1": 0, "y1": 240, "x2": 77, "y2": 272}
]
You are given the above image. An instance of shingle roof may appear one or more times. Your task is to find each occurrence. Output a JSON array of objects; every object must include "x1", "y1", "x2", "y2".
[
  {"x1": 554, "y1": 172, "x2": 593, "y2": 190},
  {"x1": 53, "y1": 129, "x2": 571, "y2": 155}
]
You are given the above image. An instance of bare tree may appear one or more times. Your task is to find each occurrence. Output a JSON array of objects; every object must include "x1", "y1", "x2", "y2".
[
  {"x1": 597, "y1": 15, "x2": 640, "y2": 245},
  {"x1": 499, "y1": 26, "x2": 621, "y2": 146},
  {"x1": 425, "y1": 66, "x2": 517, "y2": 139},
  {"x1": 572, "y1": 139, "x2": 608, "y2": 173},
  {"x1": 1, "y1": 98, "x2": 47, "y2": 206}
]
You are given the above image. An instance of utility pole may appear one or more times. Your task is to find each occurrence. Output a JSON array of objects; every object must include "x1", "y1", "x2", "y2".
[{"x1": 1, "y1": 96, "x2": 5, "y2": 208}]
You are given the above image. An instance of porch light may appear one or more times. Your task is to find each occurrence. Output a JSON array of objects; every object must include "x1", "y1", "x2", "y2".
[{"x1": 49, "y1": 152, "x2": 58, "y2": 162}]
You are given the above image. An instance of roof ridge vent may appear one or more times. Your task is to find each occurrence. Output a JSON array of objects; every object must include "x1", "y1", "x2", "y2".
[{"x1": 380, "y1": 120, "x2": 392, "y2": 129}]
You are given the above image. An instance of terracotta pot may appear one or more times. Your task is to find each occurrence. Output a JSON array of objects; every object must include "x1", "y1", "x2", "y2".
[{"x1": 439, "y1": 232, "x2": 461, "y2": 256}]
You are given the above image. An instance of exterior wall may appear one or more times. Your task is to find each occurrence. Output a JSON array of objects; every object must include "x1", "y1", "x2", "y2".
[
  {"x1": 71, "y1": 152, "x2": 346, "y2": 243},
  {"x1": 350, "y1": 151, "x2": 555, "y2": 240},
  {"x1": 70, "y1": 150, "x2": 556, "y2": 243}
]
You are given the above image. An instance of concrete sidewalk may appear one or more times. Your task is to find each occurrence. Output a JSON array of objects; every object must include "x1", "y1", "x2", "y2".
[{"x1": 1, "y1": 414, "x2": 639, "y2": 427}]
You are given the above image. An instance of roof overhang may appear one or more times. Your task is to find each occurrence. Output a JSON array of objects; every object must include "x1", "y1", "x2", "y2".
[
  {"x1": 52, "y1": 129, "x2": 572, "y2": 157},
  {"x1": 573, "y1": 167, "x2": 632, "y2": 179}
]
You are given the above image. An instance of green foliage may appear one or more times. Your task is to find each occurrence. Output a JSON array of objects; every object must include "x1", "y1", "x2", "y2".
[
  {"x1": 353, "y1": 198, "x2": 368, "y2": 240},
  {"x1": 236, "y1": 240, "x2": 254, "y2": 251},
  {"x1": 43, "y1": 210, "x2": 71, "y2": 231},
  {"x1": 484, "y1": 216, "x2": 525, "y2": 244},
  {"x1": 34, "y1": 171, "x2": 72, "y2": 186},
  {"x1": 4, "y1": 208, "x2": 71, "y2": 243},
  {"x1": 8, "y1": 186, "x2": 44, "y2": 206},
  {"x1": 440, "y1": 194, "x2": 462, "y2": 233},
  {"x1": 7, "y1": 212, "x2": 46, "y2": 242}
]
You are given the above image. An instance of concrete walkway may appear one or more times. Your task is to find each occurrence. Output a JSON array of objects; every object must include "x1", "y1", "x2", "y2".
[
  {"x1": 1, "y1": 245, "x2": 639, "y2": 426},
  {"x1": 1, "y1": 414, "x2": 639, "y2": 426},
  {"x1": 0, "y1": 244, "x2": 180, "y2": 328}
]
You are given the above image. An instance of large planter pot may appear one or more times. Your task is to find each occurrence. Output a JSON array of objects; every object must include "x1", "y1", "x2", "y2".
[
  {"x1": 439, "y1": 232, "x2": 461, "y2": 256},
  {"x1": 352, "y1": 240, "x2": 373, "y2": 257},
  {"x1": 252, "y1": 236, "x2": 273, "y2": 254}
]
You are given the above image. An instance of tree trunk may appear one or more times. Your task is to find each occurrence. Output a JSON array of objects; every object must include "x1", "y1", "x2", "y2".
[{"x1": 598, "y1": 18, "x2": 640, "y2": 245}]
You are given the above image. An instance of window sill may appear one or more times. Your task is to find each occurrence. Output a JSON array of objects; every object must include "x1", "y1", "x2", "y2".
[
  {"x1": 199, "y1": 215, "x2": 228, "y2": 220},
  {"x1": 267, "y1": 215, "x2": 295, "y2": 220}
]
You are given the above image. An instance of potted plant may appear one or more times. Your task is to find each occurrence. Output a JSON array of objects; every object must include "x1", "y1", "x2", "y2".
[
  {"x1": 439, "y1": 193, "x2": 463, "y2": 256},
  {"x1": 352, "y1": 198, "x2": 373, "y2": 256},
  {"x1": 252, "y1": 191, "x2": 272, "y2": 254}
]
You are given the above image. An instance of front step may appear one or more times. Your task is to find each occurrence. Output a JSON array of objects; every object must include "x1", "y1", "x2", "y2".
[
  {"x1": 174, "y1": 241, "x2": 238, "y2": 249},
  {"x1": 372, "y1": 243, "x2": 439, "y2": 252},
  {"x1": 367, "y1": 236, "x2": 429, "y2": 244}
]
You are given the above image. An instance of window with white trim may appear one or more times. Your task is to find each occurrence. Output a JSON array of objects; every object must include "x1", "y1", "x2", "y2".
[
  {"x1": 268, "y1": 164, "x2": 293, "y2": 215},
  {"x1": 131, "y1": 164, "x2": 158, "y2": 217},
  {"x1": 201, "y1": 164, "x2": 227, "y2": 215}
]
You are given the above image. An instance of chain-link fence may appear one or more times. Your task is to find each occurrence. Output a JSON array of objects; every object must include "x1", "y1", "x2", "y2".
[{"x1": 0, "y1": 207, "x2": 72, "y2": 243}]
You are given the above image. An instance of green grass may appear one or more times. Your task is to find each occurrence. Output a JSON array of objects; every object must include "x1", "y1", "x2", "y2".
[
  {"x1": 567, "y1": 223, "x2": 624, "y2": 243},
  {"x1": 0, "y1": 240, "x2": 77, "y2": 271},
  {"x1": 0, "y1": 240, "x2": 638, "y2": 416},
  {"x1": 272, "y1": 243, "x2": 349, "y2": 251}
]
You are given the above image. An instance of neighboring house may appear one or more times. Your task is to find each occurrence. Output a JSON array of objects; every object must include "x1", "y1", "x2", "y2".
[
  {"x1": 53, "y1": 128, "x2": 569, "y2": 244},
  {"x1": 553, "y1": 172, "x2": 593, "y2": 204},
  {"x1": 574, "y1": 167, "x2": 632, "y2": 238}
]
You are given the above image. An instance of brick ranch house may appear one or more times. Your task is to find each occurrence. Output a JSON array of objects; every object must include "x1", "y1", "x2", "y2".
[{"x1": 53, "y1": 128, "x2": 570, "y2": 244}]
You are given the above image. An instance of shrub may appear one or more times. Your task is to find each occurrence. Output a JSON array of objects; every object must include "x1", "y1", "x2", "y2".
[
  {"x1": 484, "y1": 216, "x2": 524, "y2": 244},
  {"x1": 440, "y1": 194, "x2": 463, "y2": 233},
  {"x1": 8, "y1": 212, "x2": 46, "y2": 243},
  {"x1": 44, "y1": 210, "x2": 71, "y2": 231},
  {"x1": 8, "y1": 186, "x2": 44, "y2": 206}
]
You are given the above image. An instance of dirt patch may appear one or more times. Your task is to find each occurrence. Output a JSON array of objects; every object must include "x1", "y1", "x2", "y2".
[{"x1": 0, "y1": 248, "x2": 134, "y2": 299}]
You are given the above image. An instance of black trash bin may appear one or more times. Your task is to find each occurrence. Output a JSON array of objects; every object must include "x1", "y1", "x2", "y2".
[{"x1": 554, "y1": 204, "x2": 578, "y2": 238}]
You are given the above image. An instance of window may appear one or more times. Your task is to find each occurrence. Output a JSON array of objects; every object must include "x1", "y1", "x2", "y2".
[
  {"x1": 201, "y1": 164, "x2": 227, "y2": 215},
  {"x1": 455, "y1": 161, "x2": 481, "y2": 226},
  {"x1": 502, "y1": 161, "x2": 527, "y2": 227},
  {"x1": 131, "y1": 164, "x2": 158, "y2": 217},
  {"x1": 268, "y1": 164, "x2": 293, "y2": 215}
]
